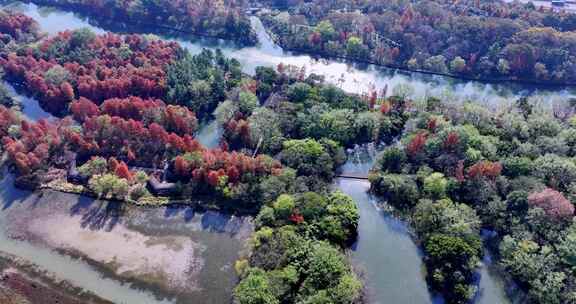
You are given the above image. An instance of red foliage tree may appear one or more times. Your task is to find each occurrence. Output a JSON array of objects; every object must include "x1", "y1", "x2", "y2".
[
  {"x1": 309, "y1": 32, "x2": 322, "y2": 45},
  {"x1": 455, "y1": 160, "x2": 465, "y2": 182},
  {"x1": 114, "y1": 161, "x2": 133, "y2": 180},
  {"x1": 528, "y1": 188, "x2": 574, "y2": 220},
  {"x1": 0, "y1": 106, "x2": 20, "y2": 137},
  {"x1": 174, "y1": 156, "x2": 190, "y2": 178},
  {"x1": 443, "y1": 131, "x2": 460, "y2": 152},
  {"x1": 289, "y1": 211, "x2": 304, "y2": 224},
  {"x1": 2, "y1": 118, "x2": 62, "y2": 175},
  {"x1": 226, "y1": 166, "x2": 240, "y2": 183},
  {"x1": 108, "y1": 157, "x2": 119, "y2": 173},
  {"x1": 427, "y1": 118, "x2": 437, "y2": 132},
  {"x1": 0, "y1": 11, "x2": 39, "y2": 40},
  {"x1": 380, "y1": 101, "x2": 391, "y2": 114},
  {"x1": 70, "y1": 97, "x2": 100, "y2": 122},
  {"x1": 407, "y1": 131, "x2": 427, "y2": 157},
  {"x1": 369, "y1": 90, "x2": 377, "y2": 110},
  {"x1": 207, "y1": 170, "x2": 222, "y2": 187},
  {"x1": 61, "y1": 82, "x2": 75, "y2": 101},
  {"x1": 467, "y1": 161, "x2": 502, "y2": 180},
  {"x1": 0, "y1": 31, "x2": 180, "y2": 114}
]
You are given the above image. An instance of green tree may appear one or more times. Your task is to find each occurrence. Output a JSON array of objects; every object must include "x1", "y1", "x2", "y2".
[
  {"x1": 413, "y1": 199, "x2": 480, "y2": 238},
  {"x1": 316, "y1": 20, "x2": 336, "y2": 41},
  {"x1": 302, "y1": 241, "x2": 347, "y2": 290},
  {"x1": 371, "y1": 174, "x2": 419, "y2": 207},
  {"x1": 238, "y1": 91, "x2": 259, "y2": 115},
  {"x1": 423, "y1": 55, "x2": 448, "y2": 74},
  {"x1": 423, "y1": 172, "x2": 448, "y2": 199},
  {"x1": 450, "y1": 56, "x2": 467, "y2": 74},
  {"x1": 345, "y1": 36, "x2": 366, "y2": 59},
  {"x1": 249, "y1": 108, "x2": 284, "y2": 153},
  {"x1": 234, "y1": 268, "x2": 279, "y2": 304},
  {"x1": 69, "y1": 28, "x2": 96, "y2": 49},
  {"x1": 272, "y1": 194, "x2": 296, "y2": 220},
  {"x1": 280, "y1": 139, "x2": 333, "y2": 178}
]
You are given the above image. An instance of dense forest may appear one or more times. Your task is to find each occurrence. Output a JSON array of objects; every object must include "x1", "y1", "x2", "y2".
[
  {"x1": 370, "y1": 97, "x2": 576, "y2": 303},
  {"x1": 259, "y1": 0, "x2": 576, "y2": 84},
  {"x1": 17, "y1": 0, "x2": 576, "y2": 84},
  {"x1": 15, "y1": 0, "x2": 576, "y2": 84},
  {"x1": 19, "y1": 0, "x2": 257, "y2": 44},
  {"x1": 2, "y1": 2, "x2": 576, "y2": 304}
]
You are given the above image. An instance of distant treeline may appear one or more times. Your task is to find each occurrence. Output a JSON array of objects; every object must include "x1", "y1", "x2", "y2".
[{"x1": 257, "y1": 0, "x2": 576, "y2": 84}]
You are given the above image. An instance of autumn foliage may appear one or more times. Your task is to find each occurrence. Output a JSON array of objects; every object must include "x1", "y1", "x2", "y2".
[
  {"x1": 36, "y1": 0, "x2": 256, "y2": 45},
  {"x1": 407, "y1": 131, "x2": 427, "y2": 157},
  {"x1": 68, "y1": 114, "x2": 201, "y2": 164},
  {"x1": 71, "y1": 96, "x2": 198, "y2": 136},
  {"x1": 1, "y1": 31, "x2": 180, "y2": 114},
  {"x1": 0, "y1": 105, "x2": 20, "y2": 137},
  {"x1": 173, "y1": 150, "x2": 282, "y2": 188},
  {"x1": 0, "y1": 10, "x2": 39, "y2": 41},
  {"x1": 3, "y1": 118, "x2": 62, "y2": 174},
  {"x1": 467, "y1": 161, "x2": 502, "y2": 181},
  {"x1": 528, "y1": 188, "x2": 575, "y2": 220},
  {"x1": 443, "y1": 131, "x2": 460, "y2": 152}
]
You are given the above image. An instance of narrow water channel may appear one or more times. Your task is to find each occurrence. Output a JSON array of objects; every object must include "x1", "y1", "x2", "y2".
[
  {"x1": 337, "y1": 145, "x2": 511, "y2": 304},
  {"x1": 196, "y1": 120, "x2": 222, "y2": 149},
  {"x1": 2, "y1": 81, "x2": 54, "y2": 121}
]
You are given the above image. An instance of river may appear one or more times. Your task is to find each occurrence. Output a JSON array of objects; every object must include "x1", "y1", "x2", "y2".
[
  {"x1": 0, "y1": 1, "x2": 565, "y2": 303},
  {"x1": 338, "y1": 145, "x2": 512, "y2": 304}
]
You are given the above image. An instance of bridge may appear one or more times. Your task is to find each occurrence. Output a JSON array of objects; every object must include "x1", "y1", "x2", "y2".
[{"x1": 336, "y1": 173, "x2": 369, "y2": 180}]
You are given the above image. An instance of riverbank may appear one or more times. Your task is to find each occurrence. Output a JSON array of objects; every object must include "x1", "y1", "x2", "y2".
[
  {"x1": 260, "y1": 20, "x2": 576, "y2": 88},
  {"x1": 0, "y1": 251, "x2": 112, "y2": 304},
  {"x1": 11, "y1": 0, "x2": 258, "y2": 46}
]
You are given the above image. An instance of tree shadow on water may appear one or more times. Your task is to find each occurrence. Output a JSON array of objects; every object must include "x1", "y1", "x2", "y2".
[
  {"x1": 81, "y1": 200, "x2": 123, "y2": 231},
  {"x1": 0, "y1": 171, "x2": 34, "y2": 210},
  {"x1": 163, "y1": 204, "x2": 197, "y2": 223},
  {"x1": 69, "y1": 195, "x2": 98, "y2": 216},
  {"x1": 163, "y1": 204, "x2": 182, "y2": 218},
  {"x1": 201, "y1": 211, "x2": 233, "y2": 233}
]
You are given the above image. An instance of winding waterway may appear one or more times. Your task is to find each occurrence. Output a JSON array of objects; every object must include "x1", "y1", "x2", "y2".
[{"x1": 0, "y1": 1, "x2": 570, "y2": 303}]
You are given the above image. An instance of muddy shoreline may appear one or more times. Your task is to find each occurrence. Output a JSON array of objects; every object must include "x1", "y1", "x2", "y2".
[{"x1": 0, "y1": 251, "x2": 112, "y2": 304}]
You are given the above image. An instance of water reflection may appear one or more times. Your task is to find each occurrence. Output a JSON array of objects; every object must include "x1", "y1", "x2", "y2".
[
  {"x1": 0, "y1": 167, "x2": 252, "y2": 303},
  {"x1": 196, "y1": 120, "x2": 222, "y2": 149},
  {"x1": 2, "y1": 82, "x2": 54, "y2": 121},
  {"x1": 337, "y1": 178, "x2": 434, "y2": 304}
]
